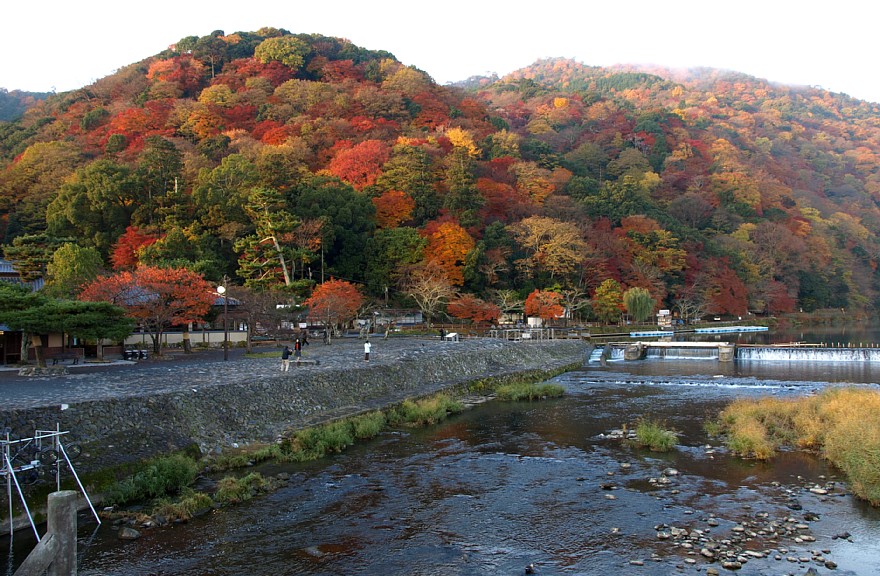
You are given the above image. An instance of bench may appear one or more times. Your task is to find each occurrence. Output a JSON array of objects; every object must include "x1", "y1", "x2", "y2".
[
  {"x1": 48, "y1": 352, "x2": 81, "y2": 365},
  {"x1": 123, "y1": 349, "x2": 149, "y2": 361}
]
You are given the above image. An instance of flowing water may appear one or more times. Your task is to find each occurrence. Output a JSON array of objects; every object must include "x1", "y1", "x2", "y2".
[{"x1": 5, "y1": 326, "x2": 880, "y2": 575}]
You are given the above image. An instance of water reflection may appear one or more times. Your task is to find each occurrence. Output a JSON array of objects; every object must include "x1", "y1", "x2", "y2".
[
  {"x1": 593, "y1": 358, "x2": 880, "y2": 386},
  {"x1": 590, "y1": 325, "x2": 880, "y2": 386}
]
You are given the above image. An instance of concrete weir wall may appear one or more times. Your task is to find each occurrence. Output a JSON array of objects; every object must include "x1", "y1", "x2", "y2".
[{"x1": 2, "y1": 340, "x2": 586, "y2": 474}]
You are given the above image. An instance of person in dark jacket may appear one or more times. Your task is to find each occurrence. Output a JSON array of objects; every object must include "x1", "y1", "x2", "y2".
[
  {"x1": 281, "y1": 345, "x2": 291, "y2": 372},
  {"x1": 294, "y1": 338, "x2": 303, "y2": 366}
]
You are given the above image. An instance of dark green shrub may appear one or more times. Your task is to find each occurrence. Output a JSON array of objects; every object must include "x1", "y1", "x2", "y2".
[
  {"x1": 351, "y1": 411, "x2": 386, "y2": 439},
  {"x1": 104, "y1": 454, "x2": 198, "y2": 507},
  {"x1": 496, "y1": 383, "x2": 565, "y2": 401},
  {"x1": 632, "y1": 419, "x2": 678, "y2": 452}
]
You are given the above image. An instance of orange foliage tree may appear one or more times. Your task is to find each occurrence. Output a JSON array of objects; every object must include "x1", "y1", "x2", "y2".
[
  {"x1": 423, "y1": 221, "x2": 475, "y2": 286},
  {"x1": 147, "y1": 55, "x2": 207, "y2": 97},
  {"x1": 447, "y1": 294, "x2": 501, "y2": 325},
  {"x1": 372, "y1": 190, "x2": 415, "y2": 228},
  {"x1": 304, "y1": 278, "x2": 364, "y2": 330},
  {"x1": 80, "y1": 266, "x2": 216, "y2": 354},
  {"x1": 524, "y1": 289, "x2": 564, "y2": 324}
]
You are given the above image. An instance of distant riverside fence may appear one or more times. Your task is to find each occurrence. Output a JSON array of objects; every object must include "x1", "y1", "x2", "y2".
[{"x1": 123, "y1": 329, "x2": 248, "y2": 349}]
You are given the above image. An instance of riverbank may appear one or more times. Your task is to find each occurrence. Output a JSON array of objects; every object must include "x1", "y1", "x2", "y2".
[
  {"x1": 51, "y1": 373, "x2": 880, "y2": 576},
  {"x1": 1, "y1": 337, "x2": 587, "y2": 476}
]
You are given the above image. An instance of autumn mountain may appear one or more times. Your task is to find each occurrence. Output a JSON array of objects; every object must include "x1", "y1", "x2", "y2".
[{"x1": 1, "y1": 28, "x2": 879, "y2": 320}]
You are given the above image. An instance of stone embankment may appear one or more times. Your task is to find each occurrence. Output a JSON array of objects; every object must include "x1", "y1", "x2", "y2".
[{"x1": 1, "y1": 338, "x2": 586, "y2": 474}]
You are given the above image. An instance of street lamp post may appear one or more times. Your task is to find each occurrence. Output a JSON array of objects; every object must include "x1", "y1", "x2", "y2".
[{"x1": 217, "y1": 276, "x2": 229, "y2": 361}]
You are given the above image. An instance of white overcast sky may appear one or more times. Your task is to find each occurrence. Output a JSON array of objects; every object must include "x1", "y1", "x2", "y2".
[{"x1": 3, "y1": 0, "x2": 877, "y2": 103}]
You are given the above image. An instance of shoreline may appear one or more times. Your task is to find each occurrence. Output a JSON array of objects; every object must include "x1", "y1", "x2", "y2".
[
  {"x1": 2, "y1": 337, "x2": 586, "y2": 536},
  {"x1": 1, "y1": 337, "x2": 587, "y2": 473}
]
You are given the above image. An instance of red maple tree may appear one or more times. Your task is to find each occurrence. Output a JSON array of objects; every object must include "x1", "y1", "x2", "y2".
[
  {"x1": 524, "y1": 289, "x2": 564, "y2": 324},
  {"x1": 110, "y1": 226, "x2": 161, "y2": 271},
  {"x1": 80, "y1": 266, "x2": 216, "y2": 354},
  {"x1": 326, "y1": 139, "x2": 390, "y2": 191},
  {"x1": 447, "y1": 294, "x2": 501, "y2": 325}
]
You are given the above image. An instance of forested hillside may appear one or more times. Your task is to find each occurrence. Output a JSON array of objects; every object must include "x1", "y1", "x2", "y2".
[
  {"x1": 2, "y1": 28, "x2": 879, "y2": 321},
  {"x1": 0, "y1": 88, "x2": 49, "y2": 121}
]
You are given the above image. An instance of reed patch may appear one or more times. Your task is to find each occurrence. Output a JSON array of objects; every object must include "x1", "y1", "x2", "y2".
[
  {"x1": 630, "y1": 419, "x2": 678, "y2": 452},
  {"x1": 495, "y1": 382, "x2": 565, "y2": 401},
  {"x1": 716, "y1": 387, "x2": 880, "y2": 505}
]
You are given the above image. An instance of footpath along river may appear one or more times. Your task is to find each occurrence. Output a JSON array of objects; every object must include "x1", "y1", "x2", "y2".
[{"x1": 4, "y1": 333, "x2": 880, "y2": 575}]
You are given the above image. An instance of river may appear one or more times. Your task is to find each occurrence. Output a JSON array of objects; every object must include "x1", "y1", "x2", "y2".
[{"x1": 4, "y1": 326, "x2": 880, "y2": 575}]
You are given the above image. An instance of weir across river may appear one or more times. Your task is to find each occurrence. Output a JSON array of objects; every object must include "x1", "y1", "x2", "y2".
[{"x1": 589, "y1": 340, "x2": 880, "y2": 363}]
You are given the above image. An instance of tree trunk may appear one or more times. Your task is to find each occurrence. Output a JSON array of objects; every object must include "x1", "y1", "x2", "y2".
[
  {"x1": 151, "y1": 332, "x2": 161, "y2": 355},
  {"x1": 183, "y1": 323, "x2": 192, "y2": 353},
  {"x1": 20, "y1": 334, "x2": 29, "y2": 365},
  {"x1": 266, "y1": 234, "x2": 292, "y2": 286}
]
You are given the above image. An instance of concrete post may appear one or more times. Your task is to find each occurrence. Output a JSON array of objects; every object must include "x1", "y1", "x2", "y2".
[
  {"x1": 47, "y1": 490, "x2": 77, "y2": 576},
  {"x1": 624, "y1": 343, "x2": 645, "y2": 361},
  {"x1": 718, "y1": 344, "x2": 735, "y2": 362}
]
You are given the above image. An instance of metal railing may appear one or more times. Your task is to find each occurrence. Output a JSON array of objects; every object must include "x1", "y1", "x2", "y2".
[{"x1": 2, "y1": 426, "x2": 100, "y2": 546}]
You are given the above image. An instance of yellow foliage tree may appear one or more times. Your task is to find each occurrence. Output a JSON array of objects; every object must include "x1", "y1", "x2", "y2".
[{"x1": 445, "y1": 127, "x2": 481, "y2": 157}]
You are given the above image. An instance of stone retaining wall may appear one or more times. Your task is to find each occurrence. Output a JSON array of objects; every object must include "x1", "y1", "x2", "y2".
[{"x1": 2, "y1": 340, "x2": 586, "y2": 474}]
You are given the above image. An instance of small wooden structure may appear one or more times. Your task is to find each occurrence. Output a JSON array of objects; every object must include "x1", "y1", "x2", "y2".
[{"x1": 12, "y1": 491, "x2": 77, "y2": 576}]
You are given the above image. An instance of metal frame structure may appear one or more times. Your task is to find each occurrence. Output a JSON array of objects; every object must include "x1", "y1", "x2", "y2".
[{"x1": 2, "y1": 425, "x2": 100, "y2": 543}]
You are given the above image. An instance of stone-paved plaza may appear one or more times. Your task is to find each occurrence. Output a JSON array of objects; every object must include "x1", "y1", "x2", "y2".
[{"x1": 0, "y1": 336, "x2": 525, "y2": 410}]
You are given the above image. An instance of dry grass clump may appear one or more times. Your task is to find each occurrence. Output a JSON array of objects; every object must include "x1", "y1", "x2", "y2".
[
  {"x1": 214, "y1": 472, "x2": 268, "y2": 504},
  {"x1": 387, "y1": 394, "x2": 463, "y2": 427},
  {"x1": 717, "y1": 387, "x2": 880, "y2": 505},
  {"x1": 152, "y1": 490, "x2": 214, "y2": 521}
]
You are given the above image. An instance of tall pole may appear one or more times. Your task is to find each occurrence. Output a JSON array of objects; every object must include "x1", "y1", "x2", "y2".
[
  {"x1": 218, "y1": 276, "x2": 229, "y2": 361},
  {"x1": 223, "y1": 275, "x2": 229, "y2": 361}
]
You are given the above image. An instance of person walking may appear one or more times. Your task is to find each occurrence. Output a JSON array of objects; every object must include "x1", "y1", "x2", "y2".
[
  {"x1": 294, "y1": 338, "x2": 303, "y2": 366},
  {"x1": 281, "y1": 345, "x2": 291, "y2": 372},
  {"x1": 364, "y1": 339, "x2": 371, "y2": 362}
]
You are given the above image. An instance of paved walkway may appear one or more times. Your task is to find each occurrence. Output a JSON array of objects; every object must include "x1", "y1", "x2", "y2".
[{"x1": 0, "y1": 337, "x2": 500, "y2": 410}]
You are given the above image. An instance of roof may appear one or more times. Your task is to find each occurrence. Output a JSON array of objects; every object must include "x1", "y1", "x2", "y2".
[
  {"x1": 0, "y1": 258, "x2": 16, "y2": 275},
  {"x1": 0, "y1": 258, "x2": 44, "y2": 291},
  {"x1": 111, "y1": 286, "x2": 240, "y2": 307},
  {"x1": 213, "y1": 293, "x2": 241, "y2": 306}
]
